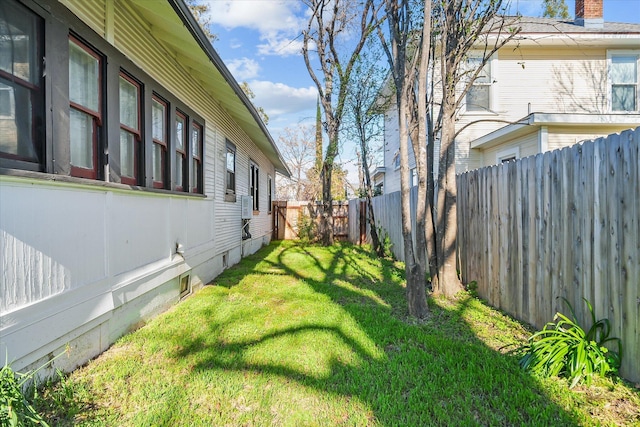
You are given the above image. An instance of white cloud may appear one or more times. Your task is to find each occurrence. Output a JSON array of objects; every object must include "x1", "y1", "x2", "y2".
[
  {"x1": 257, "y1": 33, "x2": 304, "y2": 56},
  {"x1": 229, "y1": 39, "x2": 243, "y2": 49},
  {"x1": 248, "y1": 80, "x2": 317, "y2": 119},
  {"x1": 205, "y1": 0, "x2": 305, "y2": 33},
  {"x1": 204, "y1": 0, "x2": 306, "y2": 56},
  {"x1": 226, "y1": 58, "x2": 260, "y2": 80}
]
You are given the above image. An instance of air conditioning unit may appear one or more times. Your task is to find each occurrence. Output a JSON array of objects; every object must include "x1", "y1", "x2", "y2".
[{"x1": 241, "y1": 195, "x2": 253, "y2": 219}]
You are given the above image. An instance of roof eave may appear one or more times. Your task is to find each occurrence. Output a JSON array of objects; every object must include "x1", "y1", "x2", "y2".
[
  {"x1": 166, "y1": 0, "x2": 291, "y2": 177},
  {"x1": 471, "y1": 113, "x2": 640, "y2": 149}
]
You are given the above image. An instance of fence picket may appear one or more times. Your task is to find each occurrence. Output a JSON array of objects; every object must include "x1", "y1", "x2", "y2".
[{"x1": 348, "y1": 127, "x2": 639, "y2": 382}]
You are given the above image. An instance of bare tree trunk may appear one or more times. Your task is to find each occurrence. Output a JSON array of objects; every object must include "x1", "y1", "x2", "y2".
[
  {"x1": 321, "y1": 163, "x2": 334, "y2": 246},
  {"x1": 407, "y1": 92, "x2": 429, "y2": 282},
  {"x1": 361, "y1": 149, "x2": 383, "y2": 257},
  {"x1": 400, "y1": 85, "x2": 429, "y2": 319},
  {"x1": 435, "y1": 92, "x2": 463, "y2": 297},
  {"x1": 425, "y1": 112, "x2": 439, "y2": 290},
  {"x1": 378, "y1": 0, "x2": 429, "y2": 318},
  {"x1": 411, "y1": 1, "x2": 433, "y2": 288},
  {"x1": 302, "y1": 0, "x2": 378, "y2": 247}
]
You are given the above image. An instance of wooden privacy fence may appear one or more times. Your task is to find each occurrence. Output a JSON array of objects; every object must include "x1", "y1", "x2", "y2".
[
  {"x1": 273, "y1": 201, "x2": 349, "y2": 241},
  {"x1": 348, "y1": 187, "x2": 421, "y2": 262},
  {"x1": 458, "y1": 127, "x2": 640, "y2": 382}
]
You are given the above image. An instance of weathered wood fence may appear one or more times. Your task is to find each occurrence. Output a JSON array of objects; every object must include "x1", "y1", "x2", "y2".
[
  {"x1": 273, "y1": 201, "x2": 349, "y2": 241},
  {"x1": 458, "y1": 128, "x2": 639, "y2": 382},
  {"x1": 349, "y1": 127, "x2": 639, "y2": 382},
  {"x1": 348, "y1": 187, "x2": 420, "y2": 262}
]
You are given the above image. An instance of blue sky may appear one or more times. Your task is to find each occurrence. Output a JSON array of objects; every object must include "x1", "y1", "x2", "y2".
[{"x1": 205, "y1": 0, "x2": 640, "y2": 183}]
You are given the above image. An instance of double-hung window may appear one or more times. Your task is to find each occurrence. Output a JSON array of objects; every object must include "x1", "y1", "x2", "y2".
[
  {"x1": 267, "y1": 175, "x2": 272, "y2": 213},
  {"x1": 69, "y1": 36, "x2": 102, "y2": 179},
  {"x1": 152, "y1": 95, "x2": 168, "y2": 188},
  {"x1": 175, "y1": 111, "x2": 188, "y2": 191},
  {"x1": 250, "y1": 161, "x2": 259, "y2": 211},
  {"x1": 191, "y1": 121, "x2": 203, "y2": 193},
  {"x1": 0, "y1": 0, "x2": 44, "y2": 170},
  {"x1": 1, "y1": 0, "x2": 207, "y2": 195},
  {"x1": 225, "y1": 139, "x2": 236, "y2": 201},
  {"x1": 610, "y1": 53, "x2": 639, "y2": 112},
  {"x1": 119, "y1": 73, "x2": 141, "y2": 185},
  {"x1": 465, "y1": 55, "x2": 492, "y2": 112}
]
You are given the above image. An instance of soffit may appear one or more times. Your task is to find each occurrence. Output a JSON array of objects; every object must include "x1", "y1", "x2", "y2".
[{"x1": 125, "y1": 0, "x2": 290, "y2": 176}]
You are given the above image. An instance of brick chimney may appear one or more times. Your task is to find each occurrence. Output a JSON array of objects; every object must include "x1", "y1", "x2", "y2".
[{"x1": 575, "y1": 0, "x2": 604, "y2": 28}]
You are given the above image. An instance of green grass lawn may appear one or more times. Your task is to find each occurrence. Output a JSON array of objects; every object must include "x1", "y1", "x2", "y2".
[{"x1": 35, "y1": 242, "x2": 640, "y2": 426}]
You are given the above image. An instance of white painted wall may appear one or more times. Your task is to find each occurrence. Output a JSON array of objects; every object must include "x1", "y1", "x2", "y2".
[
  {"x1": 0, "y1": 0, "x2": 278, "y2": 375},
  {"x1": 383, "y1": 43, "x2": 635, "y2": 177}
]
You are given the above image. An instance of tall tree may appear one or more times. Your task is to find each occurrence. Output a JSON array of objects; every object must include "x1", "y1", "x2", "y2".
[
  {"x1": 315, "y1": 98, "x2": 323, "y2": 173},
  {"x1": 542, "y1": 0, "x2": 571, "y2": 19},
  {"x1": 377, "y1": 0, "x2": 430, "y2": 318},
  {"x1": 378, "y1": 0, "x2": 521, "y2": 314},
  {"x1": 276, "y1": 125, "x2": 316, "y2": 200},
  {"x1": 301, "y1": 0, "x2": 380, "y2": 246},
  {"x1": 344, "y1": 52, "x2": 386, "y2": 257},
  {"x1": 427, "y1": 1, "x2": 520, "y2": 296}
]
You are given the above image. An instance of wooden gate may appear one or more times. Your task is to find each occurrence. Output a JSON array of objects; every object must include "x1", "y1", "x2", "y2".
[
  {"x1": 272, "y1": 201, "x2": 350, "y2": 241},
  {"x1": 272, "y1": 201, "x2": 288, "y2": 240}
]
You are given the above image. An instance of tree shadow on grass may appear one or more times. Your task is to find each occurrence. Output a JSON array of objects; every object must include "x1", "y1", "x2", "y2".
[{"x1": 103, "y1": 242, "x2": 585, "y2": 425}]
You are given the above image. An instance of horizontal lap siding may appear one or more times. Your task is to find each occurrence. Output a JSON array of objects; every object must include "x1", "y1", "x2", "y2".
[
  {"x1": 497, "y1": 47, "x2": 607, "y2": 116},
  {"x1": 1, "y1": 0, "x2": 280, "y2": 375},
  {"x1": 546, "y1": 125, "x2": 636, "y2": 152},
  {"x1": 60, "y1": 0, "x2": 105, "y2": 36},
  {"x1": 479, "y1": 131, "x2": 539, "y2": 167},
  {"x1": 111, "y1": 1, "x2": 274, "y2": 252}
]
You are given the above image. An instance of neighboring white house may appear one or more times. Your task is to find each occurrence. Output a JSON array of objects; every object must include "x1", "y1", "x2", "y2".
[
  {"x1": 0, "y1": 0, "x2": 289, "y2": 375},
  {"x1": 380, "y1": 0, "x2": 640, "y2": 194}
]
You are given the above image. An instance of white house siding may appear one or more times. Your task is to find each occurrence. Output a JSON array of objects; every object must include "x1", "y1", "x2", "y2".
[
  {"x1": 382, "y1": 108, "x2": 422, "y2": 194},
  {"x1": 384, "y1": 45, "x2": 613, "y2": 181},
  {"x1": 496, "y1": 47, "x2": 608, "y2": 116},
  {"x1": 107, "y1": 0, "x2": 275, "y2": 251},
  {"x1": 477, "y1": 131, "x2": 539, "y2": 167},
  {"x1": 383, "y1": 109, "x2": 400, "y2": 194},
  {"x1": 0, "y1": 177, "x2": 217, "y2": 374},
  {"x1": 455, "y1": 46, "x2": 609, "y2": 173},
  {"x1": 545, "y1": 125, "x2": 631, "y2": 151},
  {"x1": 0, "y1": 0, "x2": 278, "y2": 375}
]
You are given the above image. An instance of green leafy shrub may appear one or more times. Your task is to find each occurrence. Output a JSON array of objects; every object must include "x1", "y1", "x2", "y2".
[
  {"x1": 517, "y1": 298, "x2": 622, "y2": 388},
  {"x1": 1, "y1": 361, "x2": 49, "y2": 426},
  {"x1": 375, "y1": 226, "x2": 394, "y2": 259},
  {"x1": 465, "y1": 280, "x2": 478, "y2": 297},
  {"x1": 297, "y1": 213, "x2": 318, "y2": 243},
  {"x1": 1, "y1": 349, "x2": 69, "y2": 426}
]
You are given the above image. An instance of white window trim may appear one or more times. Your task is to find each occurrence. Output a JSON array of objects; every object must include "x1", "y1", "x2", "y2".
[
  {"x1": 464, "y1": 52, "x2": 499, "y2": 115},
  {"x1": 496, "y1": 147, "x2": 520, "y2": 164},
  {"x1": 607, "y1": 50, "x2": 640, "y2": 113},
  {"x1": 249, "y1": 159, "x2": 259, "y2": 212},
  {"x1": 267, "y1": 174, "x2": 273, "y2": 213},
  {"x1": 410, "y1": 167, "x2": 418, "y2": 187},
  {"x1": 392, "y1": 150, "x2": 400, "y2": 170}
]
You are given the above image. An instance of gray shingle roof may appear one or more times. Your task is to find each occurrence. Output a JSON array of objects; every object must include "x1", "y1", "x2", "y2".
[{"x1": 509, "y1": 16, "x2": 640, "y2": 34}]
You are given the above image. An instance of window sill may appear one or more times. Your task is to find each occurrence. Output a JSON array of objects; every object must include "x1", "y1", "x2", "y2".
[
  {"x1": 0, "y1": 168, "x2": 207, "y2": 198},
  {"x1": 462, "y1": 109, "x2": 499, "y2": 116},
  {"x1": 225, "y1": 193, "x2": 236, "y2": 203}
]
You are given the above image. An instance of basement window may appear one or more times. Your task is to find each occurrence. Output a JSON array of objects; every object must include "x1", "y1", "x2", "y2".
[{"x1": 179, "y1": 272, "x2": 191, "y2": 299}]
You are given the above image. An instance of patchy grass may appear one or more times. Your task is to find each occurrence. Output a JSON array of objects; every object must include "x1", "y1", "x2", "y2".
[{"x1": 34, "y1": 242, "x2": 640, "y2": 426}]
